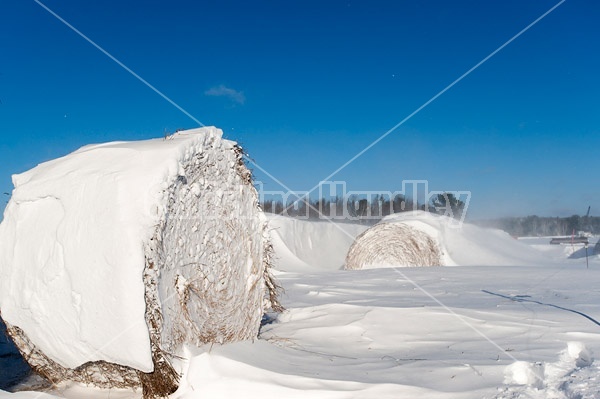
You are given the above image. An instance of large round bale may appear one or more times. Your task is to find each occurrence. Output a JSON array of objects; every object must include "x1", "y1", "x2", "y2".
[
  {"x1": 345, "y1": 222, "x2": 442, "y2": 269},
  {"x1": 0, "y1": 127, "x2": 279, "y2": 398}
]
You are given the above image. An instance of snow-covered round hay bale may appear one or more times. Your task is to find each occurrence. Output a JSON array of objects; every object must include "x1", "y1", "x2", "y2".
[
  {"x1": 345, "y1": 211, "x2": 552, "y2": 269},
  {"x1": 345, "y1": 221, "x2": 442, "y2": 270},
  {"x1": 0, "y1": 127, "x2": 279, "y2": 397}
]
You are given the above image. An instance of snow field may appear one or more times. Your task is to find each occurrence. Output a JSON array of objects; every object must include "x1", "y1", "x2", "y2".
[{"x1": 2, "y1": 212, "x2": 600, "y2": 398}]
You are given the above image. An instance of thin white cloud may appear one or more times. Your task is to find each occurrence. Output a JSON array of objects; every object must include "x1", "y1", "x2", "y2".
[{"x1": 204, "y1": 85, "x2": 245, "y2": 105}]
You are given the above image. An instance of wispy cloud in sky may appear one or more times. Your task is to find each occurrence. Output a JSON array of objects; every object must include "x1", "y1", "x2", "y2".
[{"x1": 204, "y1": 85, "x2": 245, "y2": 104}]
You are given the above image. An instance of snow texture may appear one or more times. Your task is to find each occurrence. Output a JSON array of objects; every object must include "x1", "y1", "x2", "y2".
[
  {"x1": 267, "y1": 215, "x2": 368, "y2": 272},
  {"x1": 0, "y1": 127, "x2": 270, "y2": 388},
  {"x1": 2, "y1": 207, "x2": 600, "y2": 399},
  {"x1": 498, "y1": 342, "x2": 597, "y2": 398}
]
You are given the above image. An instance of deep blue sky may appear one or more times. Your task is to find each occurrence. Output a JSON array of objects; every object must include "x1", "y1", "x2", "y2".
[{"x1": 1, "y1": 0, "x2": 598, "y2": 219}]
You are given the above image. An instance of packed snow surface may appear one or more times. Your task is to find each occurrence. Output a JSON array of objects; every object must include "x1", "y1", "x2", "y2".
[
  {"x1": 0, "y1": 127, "x2": 242, "y2": 372},
  {"x1": 2, "y1": 214, "x2": 599, "y2": 398}
]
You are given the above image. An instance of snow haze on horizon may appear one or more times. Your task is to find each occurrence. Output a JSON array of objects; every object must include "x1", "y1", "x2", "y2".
[{"x1": 1, "y1": 0, "x2": 599, "y2": 220}]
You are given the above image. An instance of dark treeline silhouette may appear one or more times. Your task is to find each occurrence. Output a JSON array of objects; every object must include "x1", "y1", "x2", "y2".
[
  {"x1": 261, "y1": 192, "x2": 597, "y2": 237},
  {"x1": 260, "y1": 193, "x2": 465, "y2": 223},
  {"x1": 261, "y1": 195, "x2": 408, "y2": 223}
]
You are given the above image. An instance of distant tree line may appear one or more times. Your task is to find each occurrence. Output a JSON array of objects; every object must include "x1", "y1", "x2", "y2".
[
  {"x1": 261, "y1": 191, "x2": 597, "y2": 237},
  {"x1": 260, "y1": 192, "x2": 465, "y2": 223},
  {"x1": 474, "y1": 215, "x2": 600, "y2": 237}
]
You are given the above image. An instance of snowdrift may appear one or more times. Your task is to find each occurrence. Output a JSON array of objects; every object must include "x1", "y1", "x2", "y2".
[
  {"x1": 0, "y1": 127, "x2": 278, "y2": 397},
  {"x1": 345, "y1": 222, "x2": 442, "y2": 269},
  {"x1": 269, "y1": 212, "x2": 554, "y2": 272},
  {"x1": 267, "y1": 215, "x2": 368, "y2": 272},
  {"x1": 345, "y1": 211, "x2": 552, "y2": 269}
]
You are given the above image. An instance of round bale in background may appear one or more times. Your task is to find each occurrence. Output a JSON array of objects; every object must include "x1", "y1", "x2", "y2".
[{"x1": 345, "y1": 221, "x2": 442, "y2": 269}]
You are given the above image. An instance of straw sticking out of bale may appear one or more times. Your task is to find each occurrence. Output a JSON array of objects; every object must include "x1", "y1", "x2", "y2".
[
  {"x1": 345, "y1": 222, "x2": 442, "y2": 270},
  {"x1": 148, "y1": 133, "x2": 271, "y2": 356},
  {"x1": 4, "y1": 323, "x2": 141, "y2": 390}
]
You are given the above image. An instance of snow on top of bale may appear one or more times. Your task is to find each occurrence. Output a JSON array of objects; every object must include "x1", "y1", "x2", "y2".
[
  {"x1": 0, "y1": 129, "x2": 199, "y2": 371},
  {"x1": 0, "y1": 126, "x2": 274, "y2": 390}
]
